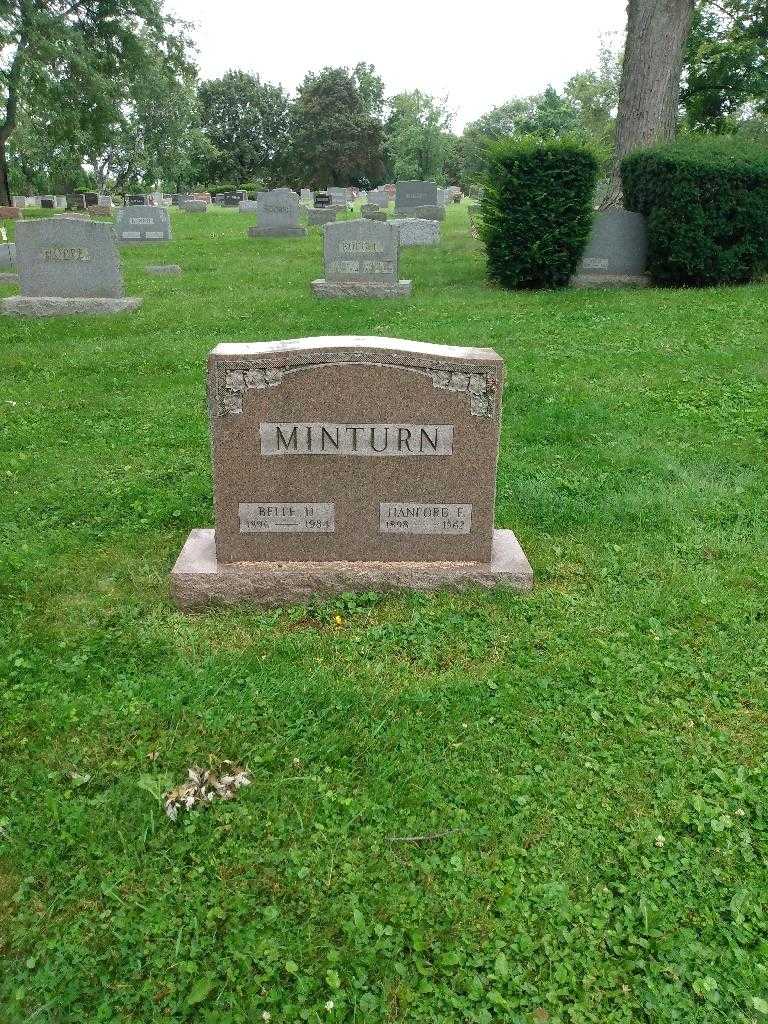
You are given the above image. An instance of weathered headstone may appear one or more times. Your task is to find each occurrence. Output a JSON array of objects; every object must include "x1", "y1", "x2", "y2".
[
  {"x1": 314, "y1": 192, "x2": 332, "y2": 208},
  {"x1": 368, "y1": 189, "x2": 389, "y2": 208},
  {"x1": 66, "y1": 194, "x2": 87, "y2": 211},
  {"x1": 311, "y1": 220, "x2": 410, "y2": 298},
  {"x1": 1, "y1": 217, "x2": 141, "y2": 317},
  {"x1": 0, "y1": 241, "x2": 17, "y2": 283},
  {"x1": 126, "y1": 194, "x2": 149, "y2": 206},
  {"x1": 171, "y1": 336, "x2": 532, "y2": 609},
  {"x1": 180, "y1": 199, "x2": 208, "y2": 213},
  {"x1": 115, "y1": 205, "x2": 172, "y2": 243},
  {"x1": 389, "y1": 218, "x2": 440, "y2": 246},
  {"x1": 399, "y1": 204, "x2": 445, "y2": 221},
  {"x1": 395, "y1": 180, "x2": 438, "y2": 213},
  {"x1": 248, "y1": 190, "x2": 306, "y2": 237},
  {"x1": 328, "y1": 187, "x2": 350, "y2": 208},
  {"x1": 307, "y1": 208, "x2": 337, "y2": 226},
  {"x1": 571, "y1": 210, "x2": 649, "y2": 288},
  {"x1": 219, "y1": 191, "x2": 246, "y2": 207},
  {"x1": 300, "y1": 188, "x2": 313, "y2": 204},
  {"x1": 0, "y1": 206, "x2": 21, "y2": 220},
  {"x1": 238, "y1": 199, "x2": 259, "y2": 212},
  {"x1": 40, "y1": 197, "x2": 55, "y2": 210}
]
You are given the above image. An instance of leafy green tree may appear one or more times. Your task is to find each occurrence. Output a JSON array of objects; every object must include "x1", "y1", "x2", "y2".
[
  {"x1": 682, "y1": 0, "x2": 768, "y2": 132},
  {"x1": 352, "y1": 62, "x2": 385, "y2": 118},
  {"x1": 0, "y1": 0, "x2": 196, "y2": 203},
  {"x1": 385, "y1": 90, "x2": 453, "y2": 181},
  {"x1": 288, "y1": 66, "x2": 386, "y2": 188},
  {"x1": 197, "y1": 70, "x2": 291, "y2": 187}
]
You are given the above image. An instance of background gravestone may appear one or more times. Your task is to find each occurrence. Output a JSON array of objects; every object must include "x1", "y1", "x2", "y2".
[
  {"x1": 311, "y1": 220, "x2": 411, "y2": 298},
  {"x1": 388, "y1": 218, "x2": 440, "y2": 245},
  {"x1": 180, "y1": 199, "x2": 208, "y2": 213},
  {"x1": 395, "y1": 180, "x2": 438, "y2": 213},
  {"x1": 115, "y1": 205, "x2": 172, "y2": 243},
  {"x1": 571, "y1": 210, "x2": 649, "y2": 288},
  {"x1": 307, "y1": 208, "x2": 337, "y2": 226},
  {"x1": 314, "y1": 192, "x2": 332, "y2": 209},
  {"x1": 0, "y1": 241, "x2": 17, "y2": 283},
  {"x1": 2, "y1": 217, "x2": 141, "y2": 317},
  {"x1": 248, "y1": 190, "x2": 306, "y2": 237},
  {"x1": 171, "y1": 336, "x2": 532, "y2": 609}
]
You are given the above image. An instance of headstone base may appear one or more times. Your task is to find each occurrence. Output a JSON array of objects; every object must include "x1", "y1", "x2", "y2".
[
  {"x1": 2, "y1": 296, "x2": 142, "y2": 317},
  {"x1": 362, "y1": 210, "x2": 388, "y2": 221},
  {"x1": 389, "y1": 218, "x2": 440, "y2": 246},
  {"x1": 146, "y1": 264, "x2": 182, "y2": 275},
  {"x1": 171, "y1": 528, "x2": 533, "y2": 611},
  {"x1": 311, "y1": 279, "x2": 412, "y2": 298},
  {"x1": 395, "y1": 205, "x2": 445, "y2": 221},
  {"x1": 248, "y1": 226, "x2": 307, "y2": 238},
  {"x1": 570, "y1": 272, "x2": 650, "y2": 289}
]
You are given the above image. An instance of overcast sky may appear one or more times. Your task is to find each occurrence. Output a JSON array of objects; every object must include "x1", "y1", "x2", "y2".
[{"x1": 168, "y1": 0, "x2": 627, "y2": 132}]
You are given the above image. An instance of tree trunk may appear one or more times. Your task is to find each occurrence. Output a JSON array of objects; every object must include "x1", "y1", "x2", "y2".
[
  {"x1": 0, "y1": 137, "x2": 11, "y2": 206},
  {"x1": 601, "y1": 0, "x2": 695, "y2": 210}
]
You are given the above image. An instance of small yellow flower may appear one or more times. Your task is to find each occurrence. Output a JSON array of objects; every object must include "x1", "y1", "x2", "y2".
[{"x1": 334, "y1": 614, "x2": 343, "y2": 625}]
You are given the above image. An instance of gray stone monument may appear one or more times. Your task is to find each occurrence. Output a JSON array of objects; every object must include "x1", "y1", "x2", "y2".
[
  {"x1": 395, "y1": 180, "x2": 438, "y2": 214},
  {"x1": 311, "y1": 220, "x2": 410, "y2": 298},
  {"x1": 571, "y1": 210, "x2": 649, "y2": 288},
  {"x1": 307, "y1": 208, "x2": 338, "y2": 226},
  {"x1": 115, "y1": 205, "x2": 172, "y2": 243},
  {"x1": 248, "y1": 190, "x2": 306, "y2": 237},
  {"x1": 170, "y1": 336, "x2": 532, "y2": 609},
  {"x1": 180, "y1": 199, "x2": 208, "y2": 213},
  {"x1": 238, "y1": 199, "x2": 259, "y2": 212},
  {"x1": 0, "y1": 241, "x2": 17, "y2": 284},
  {"x1": 1, "y1": 217, "x2": 141, "y2": 317},
  {"x1": 388, "y1": 218, "x2": 440, "y2": 246}
]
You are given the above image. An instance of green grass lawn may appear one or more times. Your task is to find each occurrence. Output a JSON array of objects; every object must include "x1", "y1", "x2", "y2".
[{"x1": 1, "y1": 203, "x2": 768, "y2": 1023}]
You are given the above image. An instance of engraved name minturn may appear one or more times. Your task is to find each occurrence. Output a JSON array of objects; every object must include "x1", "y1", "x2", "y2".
[{"x1": 260, "y1": 422, "x2": 453, "y2": 456}]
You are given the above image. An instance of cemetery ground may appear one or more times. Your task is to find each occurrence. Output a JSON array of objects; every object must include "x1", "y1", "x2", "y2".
[{"x1": 1, "y1": 202, "x2": 767, "y2": 1024}]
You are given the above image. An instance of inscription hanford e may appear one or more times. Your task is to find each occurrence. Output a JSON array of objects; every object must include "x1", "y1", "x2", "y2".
[{"x1": 170, "y1": 336, "x2": 533, "y2": 609}]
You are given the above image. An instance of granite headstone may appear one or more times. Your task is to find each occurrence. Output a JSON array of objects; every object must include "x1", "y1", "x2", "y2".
[
  {"x1": 2, "y1": 217, "x2": 141, "y2": 317},
  {"x1": 115, "y1": 205, "x2": 172, "y2": 243},
  {"x1": 311, "y1": 220, "x2": 410, "y2": 298},
  {"x1": 171, "y1": 336, "x2": 532, "y2": 609}
]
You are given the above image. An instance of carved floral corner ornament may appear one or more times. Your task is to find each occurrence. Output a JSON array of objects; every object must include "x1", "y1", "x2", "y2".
[{"x1": 214, "y1": 360, "x2": 499, "y2": 418}]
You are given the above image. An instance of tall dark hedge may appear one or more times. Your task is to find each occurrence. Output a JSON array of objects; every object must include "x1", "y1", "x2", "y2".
[
  {"x1": 479, "y1": 138, "x2": 598, "y2": 289},
  {"x1": 622, "y1": 138, "x2": 768, "y2": 287}
]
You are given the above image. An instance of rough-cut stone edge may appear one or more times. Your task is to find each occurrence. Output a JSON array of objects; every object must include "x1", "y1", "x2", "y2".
[
  {"x1": 171, "y1": 528, "x2": 533, "y2": 611},
  {"x1": 0, "y1": 272, "x2": 18, "y2": 285},
  {"x1": 571, "y1": 272, "x2": 650, "y2": 289},
  {"x1": 146, "y1": 264, "x2": 182, "y2": 275},
  {"x1": 1, "y1": 296, "x2": 143, "y2": 317},
  {"x1": 311, "y1": 279, "x2": 412, "y2": 299},
  {"x1": 248, "y1": 226, "x2": 307, "y2": 238}
]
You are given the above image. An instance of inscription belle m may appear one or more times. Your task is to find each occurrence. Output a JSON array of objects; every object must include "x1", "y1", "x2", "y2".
[{"x1": 260, "y1": 422, "x2": 453, "y2": 456}]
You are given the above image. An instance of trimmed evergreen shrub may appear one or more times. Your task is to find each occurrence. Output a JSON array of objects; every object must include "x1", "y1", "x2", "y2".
[
  {"x1": 622, "y1": 138, "x2": 768, "y2": 287},
  {"x1": 479, "y1": 138, "x2": 598, "y2": 289}
]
